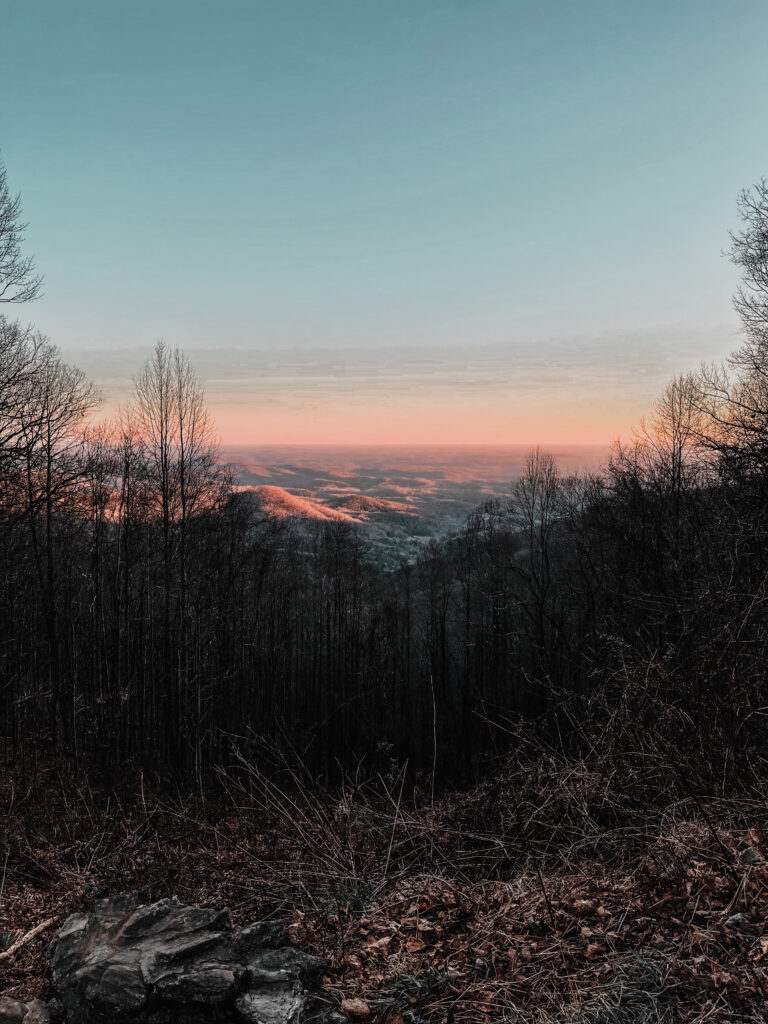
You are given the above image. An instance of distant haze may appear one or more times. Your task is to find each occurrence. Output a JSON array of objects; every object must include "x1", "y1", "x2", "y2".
[
  {"x1": 225, "y1": 443, "x2": 609, "y2": 480},
  {"x1": 225, "y1": 443, "x2": 608, "y2": 537},
  {"x1": 71, "y1": 329, "x2": 732, "y2": 445}
]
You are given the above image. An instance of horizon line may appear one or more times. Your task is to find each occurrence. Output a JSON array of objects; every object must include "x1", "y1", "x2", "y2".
[{"x1": 219, "y1": 440, "x2": 613, "y2": 449}]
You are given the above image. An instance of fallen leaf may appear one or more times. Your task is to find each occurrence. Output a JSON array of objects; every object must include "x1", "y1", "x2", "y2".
[
  {"x1": 406, "y1": 936, "x2": 426, "y2": 952},
  {"x1": 341, "y1": 997, "x2": 371, "y2": 1020},
  {"x1": 572, "y1": 899, "x2": 599, "y2": 916}
]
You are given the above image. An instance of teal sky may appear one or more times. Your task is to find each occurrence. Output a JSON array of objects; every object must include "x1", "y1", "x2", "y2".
[{"x1": 2, "y1": 1, "x2": 768, "y2": 442}]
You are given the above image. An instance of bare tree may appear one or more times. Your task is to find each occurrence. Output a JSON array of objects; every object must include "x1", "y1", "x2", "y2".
[
  {"x1": 612, "y1": 373, "x2": 711, "y2": 500},
  {"x1": 696, "y1": 183, "x2": 768, "y2": 488},
  {"x1": 130, "y1": 341, "x2": 221, "y2": 774},
  {"x1": 16, "y1": 343, "x2": 99, "y2": 742},
  {"x1": 507, "y1": 449, "x2": 562, "y2": 669},
  {"x1": 132, "y1": 340, "x2": 219, "y2": 595},
  {"x1": 730, "y1": 179, "x2": 768, "y2": 348},
  {"x1": 511, "y1": 448, "x2": 560, "y2": 564},
  {"x1": 0, "y1": 160, "x2": 43, "y2": 303},
  {"x1": 0, "y1": 319, "x2": 46, "y2": 469},
  {"x1": 0, "y1": 318, "x2": 78, "y2": 529}
]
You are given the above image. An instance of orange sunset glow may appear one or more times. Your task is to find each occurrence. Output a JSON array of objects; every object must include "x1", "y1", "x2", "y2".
[
  {"x1": 207, "y1": 386, "x2": 636, "y2": 446},
  {"x1": 83, "y1": 325, "x2": 732, "y2": 448}
]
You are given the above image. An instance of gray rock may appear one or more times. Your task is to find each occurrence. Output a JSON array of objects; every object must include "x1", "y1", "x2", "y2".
[
  {"x1": 235, "y1": 983, "x2": 303, "y2": 1024},
  {"x1": 80, "y1": 958, "x2": 147, "y2": 1012},
  {"x1": 246, "y1": 949, "x2": 326, "y2": 989},
  {"x1": 0, "y1": 997, "x2": 27, "y2": 1024},
  {"x1": 232, "y1": 921, "x2": 288, "y2": 956},
  {"x1": 21, "y1": 1001, "x2": 51, "y2": 1024},
  {"x1": 140, "y1": 931, "x2": 229, "y2": 984},
  {"x1": 49, "y1": 896, "x2": 344, "y2": 1024},
  {"x1": 154, "y1": 964, "x2": 242, "y2": 1004},
  {"x1": 0, "y1": 997, "x2": 51, "y2": 1024}
]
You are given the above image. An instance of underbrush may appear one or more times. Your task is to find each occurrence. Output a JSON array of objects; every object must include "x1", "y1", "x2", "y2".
[{"x1": 2, "y1": 734, "x2": 768, "y2": 1022}]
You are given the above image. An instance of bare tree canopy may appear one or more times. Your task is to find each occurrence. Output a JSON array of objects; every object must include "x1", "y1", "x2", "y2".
[
  {"x1": 691, "y1": 181, "x2": 768, "y2": 485},
  {"x1": 0, "y1": 159, "x2": 43, "y2": 303},
  {"x1": 730, "y1": 179, "x2": 768, "y2": 347}
]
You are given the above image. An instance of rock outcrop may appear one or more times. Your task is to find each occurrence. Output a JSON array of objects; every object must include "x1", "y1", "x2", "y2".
[{"x1": 49, "y1": 896, "x2": 345, "y2": 1024}]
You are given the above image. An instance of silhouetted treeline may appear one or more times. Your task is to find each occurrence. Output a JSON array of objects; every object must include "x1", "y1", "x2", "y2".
[{"x1": 4, "y1": 181, "x2": 768, "y2": 787}]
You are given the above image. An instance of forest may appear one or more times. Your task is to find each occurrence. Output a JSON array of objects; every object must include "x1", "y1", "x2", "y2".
[
  {"x1": 5, "y1": 167, "x2": 768, "y2": 1022},
  {"x1": 4, "y1": 184, "x2": 768, "y2": 791}
]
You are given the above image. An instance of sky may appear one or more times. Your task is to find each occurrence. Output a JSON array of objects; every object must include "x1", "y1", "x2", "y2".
[{"x1": 2, "y1": 1, "x2": 768, "y2": 444}]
